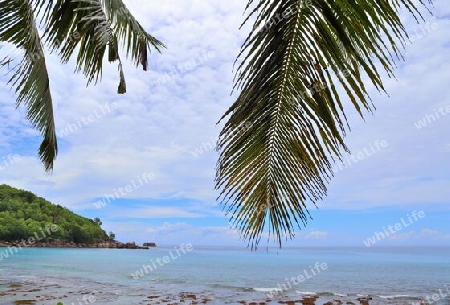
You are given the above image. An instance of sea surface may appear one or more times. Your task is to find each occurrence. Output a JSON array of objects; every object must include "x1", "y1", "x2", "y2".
[{"x1": 0, "y1": 246, "x2": 449, "y2": 305}]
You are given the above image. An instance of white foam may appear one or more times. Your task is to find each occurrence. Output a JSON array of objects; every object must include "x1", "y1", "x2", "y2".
[
  {"x1": 253, "y1": 287, "x2": 282, "y2": 292},
  {"x1": 333, "y1": 293, "x2": 347, "y2": 297},
  {"x1": 379, "y1": 295, "x2": 410, "y2": 299},
  {"x1": 296, "y1": 291, "x2": 318, "y2": 295}
]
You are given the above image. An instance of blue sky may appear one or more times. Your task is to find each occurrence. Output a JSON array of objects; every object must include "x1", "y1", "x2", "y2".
[{"x1": 0, "y1": 0, "x2": 449, "y2": 248}]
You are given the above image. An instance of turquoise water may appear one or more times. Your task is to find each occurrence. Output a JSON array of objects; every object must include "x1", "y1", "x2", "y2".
[{"x1": 0, "y1": 246, "x2": 449, "y2": 304}]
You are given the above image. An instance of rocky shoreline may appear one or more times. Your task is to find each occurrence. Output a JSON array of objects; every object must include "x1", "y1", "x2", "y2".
[
  {"x1": 0, "y1": 240, "x2": 155, "y2": 249},
  {"x1": 0, "y1": 282, "x2": 422, "y2": 305}
]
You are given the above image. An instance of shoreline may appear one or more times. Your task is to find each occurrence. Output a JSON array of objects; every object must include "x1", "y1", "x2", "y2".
[
  {"x1": 0, "y1": 279, "x2": 431, "y2": 305},
  {"x1": 0, "y1": 240, "x2": 154, "y2": 250}
]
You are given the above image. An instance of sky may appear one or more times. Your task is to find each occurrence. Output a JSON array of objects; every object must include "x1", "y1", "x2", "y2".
[{"x1": 0, "y1": 0, "x2": 449, "y2": 248}]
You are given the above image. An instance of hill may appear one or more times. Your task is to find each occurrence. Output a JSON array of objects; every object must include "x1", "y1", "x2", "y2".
[{"x1": 0, "y1": 184, "x2": 108, "y2": 243}]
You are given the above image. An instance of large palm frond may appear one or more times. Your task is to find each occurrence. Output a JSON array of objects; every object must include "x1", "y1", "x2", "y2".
[
  {"x1": 103, "y1": 0, "x2": 165, "y2": 71},
  {"x1": 43, "y1": 0, "x2": 163, "y2": 91},
  {"x1": 0, "y1": 0, "x2": 164, "y2": 171},
  {"x1": 216, "y1": 0, "x2": 431, "y2": 248},
  {"x1": 0, "y1": 0, "x2": 57, "y2": 171}
]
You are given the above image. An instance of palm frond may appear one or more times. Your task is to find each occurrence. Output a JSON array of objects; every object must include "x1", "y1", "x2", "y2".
[
  {"x1": 0, "y1": 45, "x2": 12, "y2": 67},
  {"x1": 0, "y1": 56, "x2": 12, "y2": 67},
  {"x1": 43, "y1": 0, "x2": 163, "y2": 91},
  {"x1": 103, "y1": 0, "x2": 166, "y2": 70},
  {"x1": 43, "y1": 0, "x2": 116, "y2": 85},
  {"x1": 1, "y1": 0, "x2": 163, "y2": 171},
  {"x1": 0, "y1": 0, "x2": 57, "y2": 171},
  {"x1": 216, "y1": 0, "x2": 431, "y2": 249}
]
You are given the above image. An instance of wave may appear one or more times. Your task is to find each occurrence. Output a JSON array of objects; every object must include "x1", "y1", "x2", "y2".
[
  {"x1": 379, "y1": 295, "x2": 419, "y2": 300},
  {"x1": 253, "y1": 287, "x2": 282, "y2": 292},
  {"x1": 10, "y1": 275, "x2": 37, "y2": 279},
  {"x1": 295, "y1": 291, "x2": 318, "y2": 295},
  {"x1": 207, "y1": 283, "x2": 254, "y2": 292},
  {"x1": 297, "y1": 291, "x2": 350, "y2": 297},
  {"x1": 206, "y1": 285, "x2": 435, "y2": 304},
  {"x1": 333, "y1": 292, "x2": 348, "y2": 297}
]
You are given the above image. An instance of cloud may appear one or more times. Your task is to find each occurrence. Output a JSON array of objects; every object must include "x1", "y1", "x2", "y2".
[
  {"x1": 138, "y1": 221, "x2": 242, "y2": 246},
  {"x1": 420, "y1": 228, "x2": 450, "y2": 240},
  {"x1": 114, "y1": 207, "x2": 209, "y2": 219},
  {"x1": 300, "y1": 230, "x2": 330, "y2": 240},
  {"x1": 388, "y1": 231, "x2": 415, "y2": 240},
  {"x1": 146, "y1": 222, "x2": 192, "y2": 234}
]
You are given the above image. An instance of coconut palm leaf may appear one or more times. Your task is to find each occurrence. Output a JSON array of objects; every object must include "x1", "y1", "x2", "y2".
[
  {"x1": 0, "y1": 0, "x2": 57, "y2": 171},
  {"x1": 43, "y1": 0, "x2": 164, "y2": 87},
  {"x1": 216, "y1": 0, "x2": 431, "y2": 248},
  {"x1": 0, "y1": 0, "x2": 163, "y2": 171},
  {"x1": 102, "y1": 0, "x2": 165, "y2": 70}
]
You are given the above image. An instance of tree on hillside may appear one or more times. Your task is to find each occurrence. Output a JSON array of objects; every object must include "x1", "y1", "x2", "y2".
[
  {"x1": 93, "y1": 217, "x2": 102, "y2": 226},
  {"x1": 0, "y1": 0, "x2": 431, "y2": 248}
]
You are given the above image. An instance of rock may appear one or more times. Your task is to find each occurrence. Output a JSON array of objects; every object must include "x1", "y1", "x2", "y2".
[
  {"x1": 357, "y1": 297, "x2": 371, "y2": 305},
  {"x1": 143, "y1": 242, "x2": 157, "y2": 247},
  {"x1": 0, "y1": 239, "x2": 149, "y2": 249}
]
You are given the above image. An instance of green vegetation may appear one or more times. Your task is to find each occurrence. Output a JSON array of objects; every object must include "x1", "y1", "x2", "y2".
[
  {"x1": 0, "y1": 184, "x2": 108, "y2": 243},
  {"x1": 108, "y1": 231, "x2": 116, "y2": 241}
]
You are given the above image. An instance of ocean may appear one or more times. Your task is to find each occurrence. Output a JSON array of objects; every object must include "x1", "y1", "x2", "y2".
[{"x1": 0, "y1": 246, "x2": 449, "y2": 305}]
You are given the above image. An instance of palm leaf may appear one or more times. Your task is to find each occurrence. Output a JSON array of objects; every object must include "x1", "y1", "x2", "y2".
[
  {"x1": 102, "y1": 0, "x2": 165, "y2": 70},
  {"x1": 216, "y1": 0, "x2": 431, "y2": 249},
  {"x1": 1, "y1": 0, "x2": 163, "y2": 171},
  {"x1": 43, "y1": 0, "x2": 120, "y2": 87},
  {"x1": 0, "y1": 0, "x2": 57, "y2": 171},
  {"x1": 43, "y1": 0, "x2": 164, "y2": 89}
]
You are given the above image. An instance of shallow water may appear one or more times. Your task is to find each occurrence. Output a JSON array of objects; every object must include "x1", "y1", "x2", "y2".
[{"x1": 0, "y1": 246, "x2": 449, "y2": 304}]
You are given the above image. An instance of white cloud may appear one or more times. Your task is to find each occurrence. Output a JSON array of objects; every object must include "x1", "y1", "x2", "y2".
[
  {"x1": 420, "y1": 228, "x2": 450, "y2": 240},
  {"x1": 388, "y1": 231, "x2": 415, "y2": 240},
  {"x1": 300, "y1": 230, "x2": 330, "y2": 240},
  {"x1": 111, "y1": 206, "x2": 217, "y2": 219}
]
